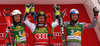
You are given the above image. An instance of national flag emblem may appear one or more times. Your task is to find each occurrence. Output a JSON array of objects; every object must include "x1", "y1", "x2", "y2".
[{"x1": 85, "y1": 23, "x2": 89, "y2": 27}]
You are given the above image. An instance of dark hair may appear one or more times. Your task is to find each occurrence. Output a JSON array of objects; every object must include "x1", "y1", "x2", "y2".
[{"x1": 12, "y1": 14, "x2": 22, "y2": 26}]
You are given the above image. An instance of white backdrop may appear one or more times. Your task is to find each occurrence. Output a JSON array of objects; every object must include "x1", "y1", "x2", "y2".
[{"x1": 83, "y1": 0, "x2": 100, "y2": 42}]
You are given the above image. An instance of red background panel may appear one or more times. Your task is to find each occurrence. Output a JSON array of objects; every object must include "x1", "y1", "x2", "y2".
[{"x1": 0, "y1": 4, "x2": 100, "y2": 46}]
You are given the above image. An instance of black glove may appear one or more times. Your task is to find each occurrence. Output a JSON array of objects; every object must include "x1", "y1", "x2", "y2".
[
  {"x1": 23, "y1": 13, "x2": 29, "y2": 21},
  {"x1": 53, "y1": 4, "x2": 60, "y2": 12},
  {"x1": 25, "y1": 3, "x2": 35, "y2": 9},
  {"x1": 93, "y1": 7, "x2": 99, "y2": 16},
  {"x1": 25, "y1": 3, "x2": 32, "y2": 9},
  {"x1": 30, "y1": 3, "x2": 35, "y2": 8},
  {"x1": 58, "y1": 12, "x2": 63, "y2": 24},
  {"x1": 7, "y1": 42, "x2": 10, "y2": 45}
]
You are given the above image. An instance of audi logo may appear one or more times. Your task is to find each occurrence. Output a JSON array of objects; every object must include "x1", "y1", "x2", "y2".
[{"x1": 35, "y1": 33, "x2": 48, "y2": 39}]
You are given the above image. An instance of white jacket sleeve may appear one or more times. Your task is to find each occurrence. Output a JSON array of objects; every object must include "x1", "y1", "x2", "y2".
[
  {"x1": 23, "y1": 18, "x2": 36, "y2": 33},
  {"x1": 52, "y1": 19, "x2": 59, "y2": 28}
]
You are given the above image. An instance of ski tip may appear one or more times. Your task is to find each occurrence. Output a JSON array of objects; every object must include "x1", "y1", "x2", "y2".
[{"x1": 5, "y1": 8, "x2": 9, "y2": 10}]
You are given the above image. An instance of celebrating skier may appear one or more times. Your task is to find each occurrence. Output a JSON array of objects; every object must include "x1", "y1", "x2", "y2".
[
  {"x1": 23, "y1": 3, "x2": 53, "y2": 46},
  {"x1": 52, "y1": 4, "x2": 99, "y2": 46},
  {"x1": 5, "y1": 9, "x2": 27, "y2": 46}
]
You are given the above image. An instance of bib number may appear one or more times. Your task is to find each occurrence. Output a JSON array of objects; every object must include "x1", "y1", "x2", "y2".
[{"x1": 71, "y1": 30, "x2": 74, "y2": 35}]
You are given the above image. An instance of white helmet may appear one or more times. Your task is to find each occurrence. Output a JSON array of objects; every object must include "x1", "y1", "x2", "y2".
[{"x1": 11, "y1": 9, "x2": 21, "y2": 16}]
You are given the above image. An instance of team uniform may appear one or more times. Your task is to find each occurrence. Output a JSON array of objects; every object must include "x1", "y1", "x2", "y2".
[
  {"x1": 6, "y1": 10, "x2": 27, "y2": 46},
  {"x1": 6, "y1": 23, "x2": 27, "y2": 43},
  {"x1": 24, "y1": 19, "x2": 49, "y2": 46},
  {"x1": 24, "y1": 3, "x2": 53, "y2": 46},
  {"x1": 52, "y1": 8, "x2": 97, "y2": 46}
]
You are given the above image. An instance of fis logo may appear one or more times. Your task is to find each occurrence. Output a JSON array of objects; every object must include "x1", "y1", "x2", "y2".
[{"x1": 0, "y1": 33, "x2": 5, "y2": 40}]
